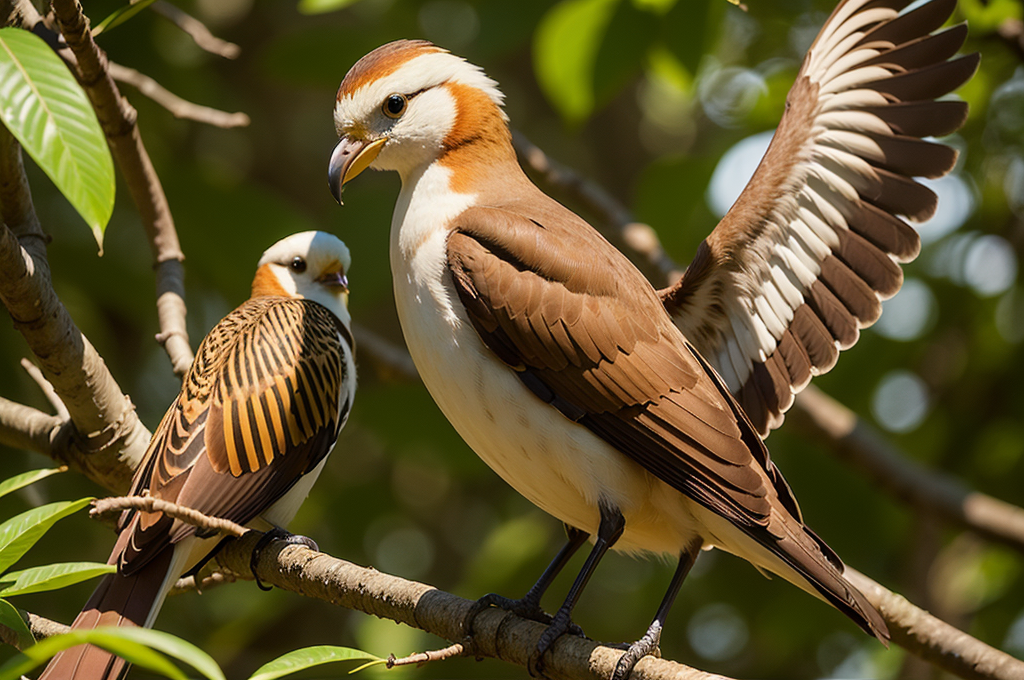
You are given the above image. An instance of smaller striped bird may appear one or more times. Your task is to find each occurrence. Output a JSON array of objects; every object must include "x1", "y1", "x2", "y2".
[{"x1": 40, "y1": 231, "x2": 356, "y2": 680}]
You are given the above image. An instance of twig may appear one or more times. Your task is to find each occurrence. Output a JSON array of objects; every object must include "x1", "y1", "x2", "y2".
[
  {"x1": 51, "y1": 0, "x2": 194, "y2": 378},
  {"x1": 512, "y1": 131, "x2": 683, "y2": 287},
  {"x1": 846, "y1": 570, "x2": 1024, "y2": 680},
  {"x1": 90, "y1": 496, "x2": 248, "y2": 538},
  {"x1": 0, "y1": 611, "x2": 69, "y2": 651},
  {"x1": 151, "y1": 1, "x2": 240, "y2": 60},
  {"x1": 0, "y1": 123, "x2": 149, "y2": 493},
  {"x1": 108, "y1": 62, "x2": 250, "y2": 129},
  {"x1": 170, "y1": 570, "x2": 237, "y2": 596},
  {"x1": 0, "y1": 396, "x2": 64, "y2": 457},
  {"x1": 386, "y1": 642, "x2": 467, "y2": 668},
  {"x1": 20, "y1": 359, "x2": 69, "y2": 420},
  {"x1": 791, "y1": 387, "x2": 1024, "y2": 556}
]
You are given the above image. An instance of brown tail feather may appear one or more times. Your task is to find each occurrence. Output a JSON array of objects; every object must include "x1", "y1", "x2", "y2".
[
  {"x1": 38, "y1": 547, "x2": 174, "y2": 680},
  {"x1": 779, "y1": 525, "x2": 890, "y2": 644}
]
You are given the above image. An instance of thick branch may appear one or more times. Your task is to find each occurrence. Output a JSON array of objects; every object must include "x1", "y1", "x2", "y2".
[
  {"x1": 151, "y1": 1, "x2": 240, "y2": 60},
  {"x1": 791, "y1": 387, "x2": 1024, "y2": 555},
  {"x1": 847, "y1": 570, "x2": 1024, "y2": 680},
  {"x1": 220, "y1": 534, "x2": 727, "y2": 680},
  {"x1": 108, "y1": 62, "x2": 249, "y2": 129},
  {"x1": 51, "y1": 0, "x2": 194, "y2": 378},
  {"x1": 0, "y1": 127, "x2": 148, "y2": 492}
]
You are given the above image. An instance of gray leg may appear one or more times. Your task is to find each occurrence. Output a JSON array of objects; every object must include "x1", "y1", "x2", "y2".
[
  {"x1": 531, "y1": 504, "x2": 625, "y2": 677},
  {"x1": 611, "y1": 538, "x2": 702, "y2": 680}
]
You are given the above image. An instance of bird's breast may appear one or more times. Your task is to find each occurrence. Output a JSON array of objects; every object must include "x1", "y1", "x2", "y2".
[{"x1": 388, "y1": 166, "x2": 699, "y2": 554}]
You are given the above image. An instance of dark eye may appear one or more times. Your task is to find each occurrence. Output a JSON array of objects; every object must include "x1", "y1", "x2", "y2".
[
  {"x1": 289, "y1": 257, "x2": 307, "y2": 273},
  {"x1": 382, "y1": 93, "x2": 407, "y2": 119}
]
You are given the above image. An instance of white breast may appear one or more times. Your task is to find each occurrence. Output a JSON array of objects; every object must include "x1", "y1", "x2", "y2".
[{"x1": 388, "y1": 164, "x2": 699, "y2": 555}]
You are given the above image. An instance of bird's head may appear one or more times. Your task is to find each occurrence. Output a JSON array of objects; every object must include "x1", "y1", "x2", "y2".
[
  {"x1": 329, "y1": 39, "x2": 509, "y2": 201},
  {"x1": 252, "y1": 231, "x2": 352, "y2": 327}
]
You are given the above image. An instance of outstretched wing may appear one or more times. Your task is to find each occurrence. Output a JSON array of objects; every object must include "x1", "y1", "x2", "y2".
[
  {"x1": 660, "y1": 0, "x2": 977, "y2": 436},
  {"x1": 120, "y1": 298, "x2": 352, "y2": 574}
]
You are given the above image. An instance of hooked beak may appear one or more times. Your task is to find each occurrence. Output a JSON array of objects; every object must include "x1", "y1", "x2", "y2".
[{"x1": 328, "y1": 136, "x2": 387, "y2": 205}]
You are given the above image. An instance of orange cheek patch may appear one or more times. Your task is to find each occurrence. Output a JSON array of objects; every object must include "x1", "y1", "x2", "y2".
[{"x1": 250, "y1": 265, "x2": 290, "y2": 298}]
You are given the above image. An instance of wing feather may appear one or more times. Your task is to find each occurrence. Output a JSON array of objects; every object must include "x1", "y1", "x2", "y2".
[{"x1": 661, "y1": 0, "x2": 976, "y2": 435}]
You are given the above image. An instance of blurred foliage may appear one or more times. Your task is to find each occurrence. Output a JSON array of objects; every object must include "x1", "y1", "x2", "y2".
[{"x1": 1, "y1": 0, "x2": 1023, "y2": 678}]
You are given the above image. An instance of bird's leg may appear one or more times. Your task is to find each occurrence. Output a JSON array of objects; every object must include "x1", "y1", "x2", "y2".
[
  {"x1": 249, "y1": 525, "x2": 319, "y2": 591},
  {"x1": 531, "y1": 504, "x2": 625, "y2": 677},
  {"x1": 611, "y1": 538, "x2": 702, "y2": 680},
  {"x1": 464, "y1": 524, "x2": 589, "y2": 637}
]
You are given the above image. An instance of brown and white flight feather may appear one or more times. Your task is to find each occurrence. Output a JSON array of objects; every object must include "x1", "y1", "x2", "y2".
[{"x1": 660, "y1": 0, "x2": 977, "y2": 436}]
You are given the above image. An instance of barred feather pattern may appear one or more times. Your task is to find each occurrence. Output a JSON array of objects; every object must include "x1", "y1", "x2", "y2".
[
  {"x1": 660, "y1": 0, "x2": 977, "y2": 436},
  {"x1": 119, "y1": 295, "x2": 353, "y2": 572}
]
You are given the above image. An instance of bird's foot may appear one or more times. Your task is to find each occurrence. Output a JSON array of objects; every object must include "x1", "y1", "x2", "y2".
[
  {"x1": 529, "y1": 607, "x2": 579, "y2": 678},
  {"x1": 463, "y1": 592, "x2": 585, "y2": 639},
  {"x1": 249, "y1": 527, "x2": 319, "y2": 591},
  {"x1": 611, "y1": 621, "x2": 663, "y2": 680}
]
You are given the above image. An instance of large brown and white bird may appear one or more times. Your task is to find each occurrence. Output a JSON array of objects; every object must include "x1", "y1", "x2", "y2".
[
  {"x1": 328, "y1": 0, "x2": 975, "y2": 676},
  {"x1": 40, "y1": 231, "x2": 356, "y2": 680}
]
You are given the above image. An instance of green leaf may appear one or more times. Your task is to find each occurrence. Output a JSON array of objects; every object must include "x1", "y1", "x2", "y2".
[
  {"x1": 297, "y1": 0, "x2": 364, "y2": 14},
  {"x1": 0, "y1": 628, "x2": 192, "y2": 680},
  {"x1": 248, "y1": 646, "x2": 382, "y2": 680},
  {"x1": 0, "y1": 562, "x2": 115, "y2": 597},
  {"x1": 0, "y1": 599, "x2": 33, "y2": 649},
  {"x1": 0, "y1": 468, "x2": 64, "y2": 501},
  {"x1": 533, "y1": 0, "x2": 621, "y2": 123},
  {"x1": 92, "y1": 627, "x2": 226, "y2": 680},
  {"x1": 0, "y1": 28, "x2": 114, "y2": 250},
  {"x1": 0, "y1": 498, "x2": 92, "y2": 574},
  {"x1": 93, "y1": 0, "x2": 159, "y2": 36}
]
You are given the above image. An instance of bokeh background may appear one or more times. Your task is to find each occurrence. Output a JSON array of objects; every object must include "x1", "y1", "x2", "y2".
[{"x1": 2, "y1": 0, "x2": 1023, "y2": 677}]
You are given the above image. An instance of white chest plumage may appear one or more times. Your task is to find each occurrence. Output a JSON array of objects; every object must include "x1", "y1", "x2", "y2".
[{"x1": 388, "y1": 164, "x2": 700, "y2": 555}]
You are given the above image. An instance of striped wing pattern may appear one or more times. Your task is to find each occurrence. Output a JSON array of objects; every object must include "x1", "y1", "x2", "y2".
[
  {"x1": 660, "y1": 0, "x2": 977, "y2": 436},
  {"x1": 119, "y1": 297, "x2": 352, "y2": 573}
]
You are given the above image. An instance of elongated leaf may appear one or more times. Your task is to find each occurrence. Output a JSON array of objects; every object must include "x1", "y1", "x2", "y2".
[
  {"x1": 297, "y1": 0, "x2": 364, "y2": 14},
  {"x1": 0, "y1": 498, "x2": 92, "y2": 574},
  {"x1": 533, "y1": 0, "x2": 620, "y2": 123},
  {"x1": 93, "y1": 0, "x2": 159, "y2": 36},
  {"x1": 0, "y1": 628, "x2": 188, "y2": 680},
  {"x1": 0, "y1": 28, "x2": 114, "y2": 249},
  {"x1": 101, "y1": 627, "x2": 226, "y2": 680},
  {"x1": 0, "y1": 599, "x2": 33, "y2": 649},
  {"x1": 0, "y1": 562, "x2": 114, "y2": 597},
  {"x1": 0, "y1": 468, "x2": 63, "y2": 501},
  {"x1": 248, "y1": 646, "x2": 382, "y2": 680}
]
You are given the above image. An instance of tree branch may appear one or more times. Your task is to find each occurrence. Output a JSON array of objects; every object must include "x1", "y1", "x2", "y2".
[
  {"x1": 0, "y1": 396, "x2": 64, "y2": 456},
  {"x1": 790, "y1": 386, "x2": 1024, "y2": 555},
  {"x1": 151, "y1": 1, "x2": 240, "y2": 60},
  {"x1": 51, "y1": 0, "x2": 194, "y2": 378},
  {"x1": 108, "y1": 62, "x2": 250, "y2": 129},
  {"x1": 0, "y1": 125, "x2": 148, "y2": 493},
  {"x1": 20, "y1": 358, "x2": 69, "y2": 420}
]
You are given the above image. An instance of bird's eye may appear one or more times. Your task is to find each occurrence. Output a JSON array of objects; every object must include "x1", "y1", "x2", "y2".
[
  {"x1": 289, "y1": 257, "x2": 307, "y2": 273},
  {"x1": 382, "y1": 94, "x2": 407, "y2": 119}
]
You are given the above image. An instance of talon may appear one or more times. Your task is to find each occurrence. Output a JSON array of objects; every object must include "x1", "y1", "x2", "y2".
[{"x1": 249, "y1": 527, "x2": 318, "y2": 591}]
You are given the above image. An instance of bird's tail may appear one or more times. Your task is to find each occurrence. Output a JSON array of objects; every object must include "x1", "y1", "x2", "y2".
[
  {"x1": 38, "y1": 546, "x2": 176, "y2": 680},
  {"x1": 775, "y1": 520, "x2": 889, "y2": 644}
]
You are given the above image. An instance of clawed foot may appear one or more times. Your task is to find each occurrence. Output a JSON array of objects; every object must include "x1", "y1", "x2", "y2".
[
  {"x1": 529, "y1": 607, "x2": 580, "y2": 677},
  {"x1": 463, "y1": 592, "x2": 585, "y2": 638},
  {"x1": 610, "y1": 621, "x2": 663, "y2": 680},
  {"x1": 249, "y1": 527, "x2": 318, "y2": 591}
]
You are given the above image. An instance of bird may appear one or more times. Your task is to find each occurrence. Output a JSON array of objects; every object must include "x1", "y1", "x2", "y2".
[
  {"x1": 40, "y1": 231, "x2": 356, "y2": 680},
  {"x1": 328, "y1": 1, "x2": 975, "y2": 676}
]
